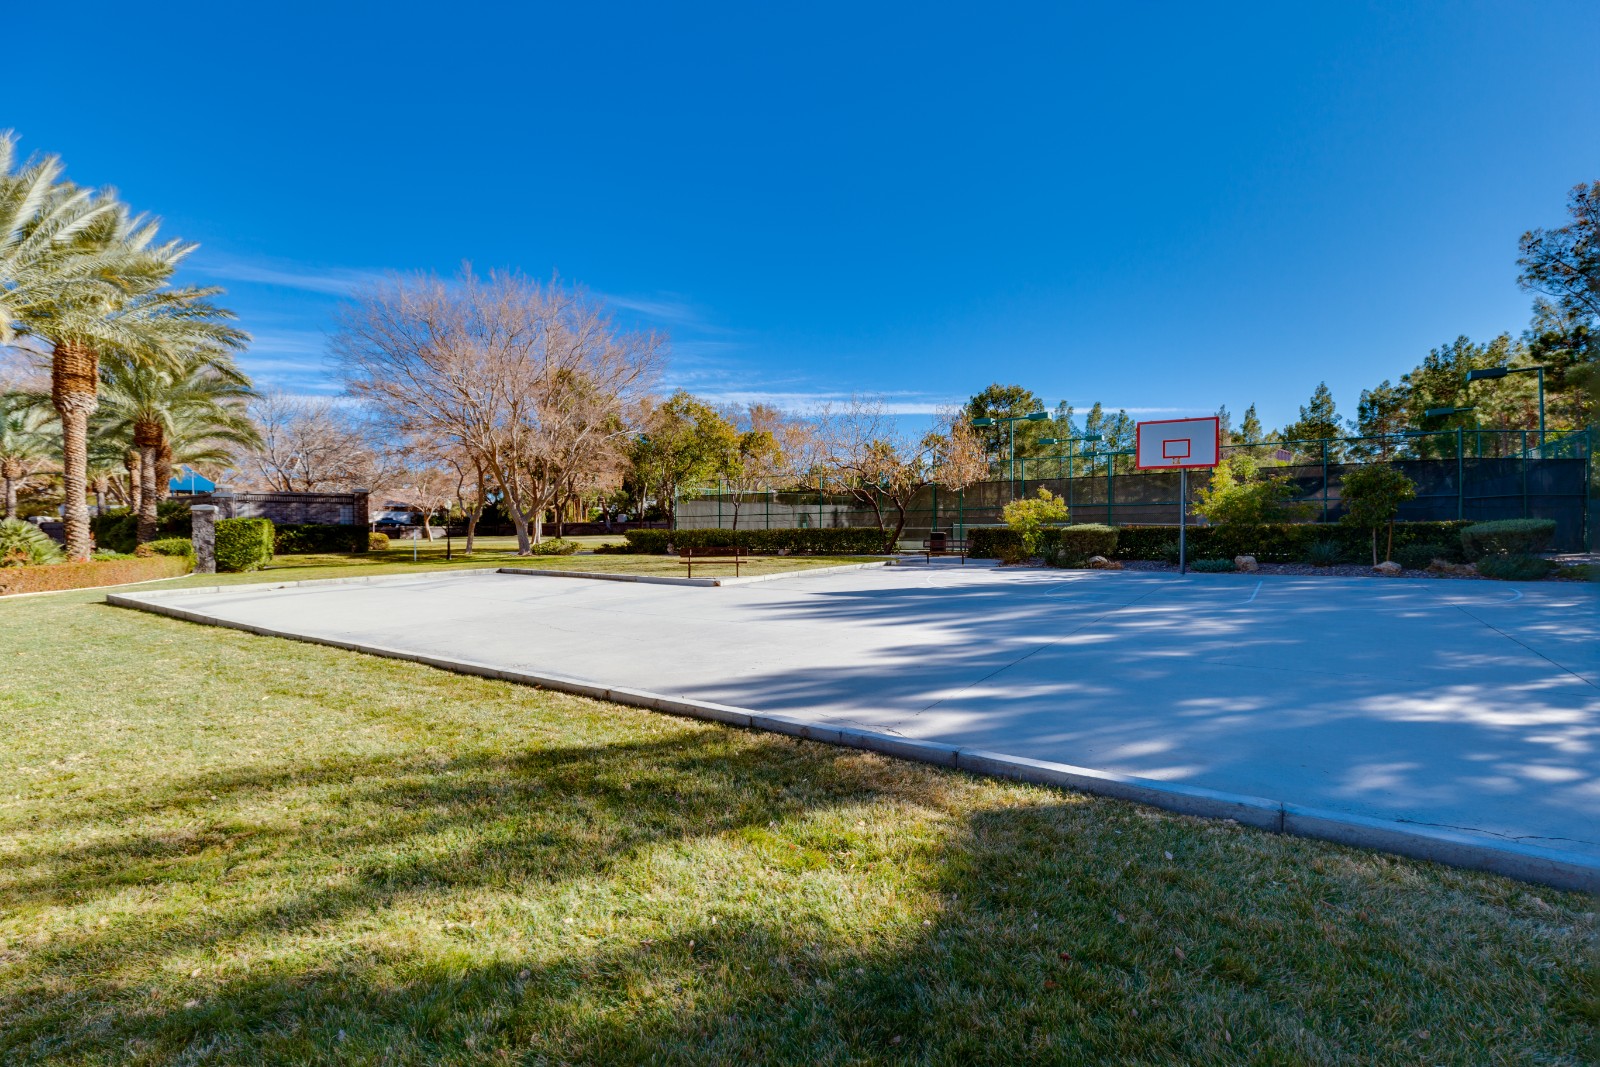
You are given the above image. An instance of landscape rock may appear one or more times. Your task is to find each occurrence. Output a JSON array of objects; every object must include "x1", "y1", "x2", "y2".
[
  {"x1": 1426, "y1": 559, "x2": 1477, "y2": 577},
  {"x1": 1373, "y1": 560, "x2": 1403, "y2": 576},
  {"x1": 1087, "y1": 555, "x2": 1123, "y2": 570},
  {"x1": 1233, "y1": 555, "x2": 1259, "y2": 573}
]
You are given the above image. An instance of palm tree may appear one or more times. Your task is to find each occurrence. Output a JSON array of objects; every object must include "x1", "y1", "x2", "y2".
[
  {"x1": 0, "y1": 133, "x2": 117, "y2": 344},
  {"x1": 0, "y1": 393, "x2": 55, "y2": 519},
  {"x1": 99, "y1": 347, "x2": 257, "y2": 542},
  {"x1": 1, "y1": 134, "x2": 243, "y2": 558}
]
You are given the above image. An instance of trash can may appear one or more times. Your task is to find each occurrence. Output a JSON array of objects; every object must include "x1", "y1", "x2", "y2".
[{"x1": 928, "y1": 530, "x2": 948, "y2": 553}]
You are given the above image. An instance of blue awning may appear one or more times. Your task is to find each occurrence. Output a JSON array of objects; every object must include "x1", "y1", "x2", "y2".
[{"x1": 170, "y1": 467, "x2": 217, "y2": 493}]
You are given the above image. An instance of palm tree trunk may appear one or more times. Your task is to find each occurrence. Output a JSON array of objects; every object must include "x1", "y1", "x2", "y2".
[
  {"x1": 155, "y1": 441, "x2": 173, "y2": 504},
  {"x1": 125, "y1": 451, "x2": 142, "y2": 514},
  {"x1": 51, "y1": 341, "x2": 98, "y2": 561},
  {"x1": 137, "y1": 446, "x2": 159, "y2": 543},
  {"x1": 3, "y1": 475, "x2": 16, "y2": 520}
]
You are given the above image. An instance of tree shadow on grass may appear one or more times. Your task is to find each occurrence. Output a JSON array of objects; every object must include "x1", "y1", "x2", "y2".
[{"x1": 4, "y1": 741, "x2": 1591, "y2": 1066}]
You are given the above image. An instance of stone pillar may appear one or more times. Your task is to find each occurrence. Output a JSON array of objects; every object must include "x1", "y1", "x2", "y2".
[
  {"x1": 352, "y1": 488, "x2": 370, "y2": 528},
  {"x1": 190, "y1": 504, "x2": 218, "y2": 574}
]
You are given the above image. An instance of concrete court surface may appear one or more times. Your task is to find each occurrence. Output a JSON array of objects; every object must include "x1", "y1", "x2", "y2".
[{"x1": 120, "y1": 564, "x2": 1600, "y2": 860}]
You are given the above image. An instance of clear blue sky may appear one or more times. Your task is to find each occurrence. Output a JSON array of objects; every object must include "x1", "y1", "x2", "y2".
[{"x1": 9, "y1": 2, "x2": 1598, "y2": 430}]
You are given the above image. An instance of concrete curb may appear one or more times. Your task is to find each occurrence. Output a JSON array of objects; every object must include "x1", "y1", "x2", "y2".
[
  {"x1": 109, "y1": 560, "x2": 895, "y2": 601},
  {"x1": 106, "y1": 589, "x2": 1600, "y2": 894},
  {"x1": 498, "y1": 560, "x2": 892, "y2": 587}
]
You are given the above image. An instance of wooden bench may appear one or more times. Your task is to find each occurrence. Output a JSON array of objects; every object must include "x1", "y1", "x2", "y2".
[
  {"x1": 919, "y1": 537, "x2": 968, "y2": 564},
  {"x1": 678, "y1": 545, "x2": 747, "y2": 577}
]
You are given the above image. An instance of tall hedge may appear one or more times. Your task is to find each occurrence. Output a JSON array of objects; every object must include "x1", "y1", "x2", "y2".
[
  {"x1": 970, "y1": 521, "x2": 1472, "y2": 563},
  {"x1": 1460, "y1": 519, "x2": 1556, "y2": 559},
  {"x1": 623, "y1": 527, "x2": 890, "y2": 555},
  {"x1": 215, "y1": 518, "x2": 275, "y2": 572},
  {"x1": 273, "y1": 523, "x2": 370, "y2": 554}
]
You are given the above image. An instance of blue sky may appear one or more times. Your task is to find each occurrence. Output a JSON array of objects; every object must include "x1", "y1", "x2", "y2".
[{"x1": 8, "y1": 2, "x2": 1597, "y2": 429}]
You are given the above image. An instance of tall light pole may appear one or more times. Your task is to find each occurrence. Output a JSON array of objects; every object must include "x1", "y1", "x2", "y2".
[
  {"x1": 1466, "y1": 366, "x2": 1547, "y2": 445},
  {"x1": 970, "y1": 411, "x2": 1051, "y2": 496}
]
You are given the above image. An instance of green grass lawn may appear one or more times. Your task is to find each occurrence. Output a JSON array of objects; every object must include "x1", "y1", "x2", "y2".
[{"x1": 0, "y1": 577, "x2": 1594, "y2": 1064}]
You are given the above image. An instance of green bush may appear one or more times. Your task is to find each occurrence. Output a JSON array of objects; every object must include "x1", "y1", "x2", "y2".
[
  {"x1": 368, "y1": 532, "x2": 391, "y2": 551},
  {"x1": 90, "y1": 511, "x2": 138, "y2": 554},
  {"x1": 0, "y1": 519, "x2": 63, "y2": 567},
  {"x1": 1192, "y1": 454, "x2": 1308, "y2": 526},
  {"x1": 528, "y1": 538, "x2": 580, "y2": 556},
  {"x1": 215, "y1": 518, "x2": 275, "y2": 572},
  {"x1": 1460, "y1": 519, "x2": 1556, "y2": 559},
  {"x1": 1475, "y1": 553, "x2": 1556, "y2": 581},
  {"x1": 1047, "y1": 524, "x2": 1118, "y2": 566},
  {"x1": 1393, "y1": 542, "x2": 1457, "y2": 571},
  {"x1": 145, "y1": 537, "x2": 195, "y2": 559},
  {"x1": 1300, "y1": 540, "x2": 1346, "y2": 566},
  {"x1": 90, "y1": 501, "x2": 196, "y2": 552},
  {"x1": 1189, "y1": 558, "x2": 1236, "y2": 573},
  {"x1": 273, "y1": 524, "x2": 370, "y2": 554},
  {"x1": 1002, "y1": 489, "x2": 1071, "y2": 555},
  {"x1": 1105, "y1": 521, "x2": 1472, "y2": 564},
  {"x1": 966, "y1": 527, "x2": 1018, "y2": 559},
  {"x1": 623, "y1": 527, "x2": 889, "y2": 555}
]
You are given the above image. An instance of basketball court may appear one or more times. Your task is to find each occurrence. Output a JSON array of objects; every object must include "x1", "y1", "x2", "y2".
[{"x1": 112, "y1": 563, "x2": 1600, "y2": 865}]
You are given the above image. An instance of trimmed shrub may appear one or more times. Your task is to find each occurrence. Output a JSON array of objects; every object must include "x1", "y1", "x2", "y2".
[
  {"x1": 273, "y1": 524, "x2": 370, "y2": 554},
  {"x1": 1300, "y1": 540, "x2": 1346, "y2": 566},
  {"x1": 967, "y1": 527, "x2": 1018, "y2": 559},
  {"x1": 527, "y1": 538, "x2": 580, "y2": 556},
  {"x1": 368, "y1": 532, "x2": 391, "y2": 551},
  {"x1": 0, "y1": 519, "x2": 64, "y2": 567},
  {"x1": 1189, "y1": 558, "x2": 1237, "y2": 573},
  {"x1": 1108, "y1": 521, "x2": 1471, "y2": 564},
  {"x1": 1475, "y1": 553, "x2": 1556, "y2": 581},
  {"x1": 215, "y1": 518, "x2": 275, "y2": 572},
  {"x1": 1393, "y1": 542, "x2": 1456, "y2": 571},
  {"x1": 1460, "y1": 519, "x2": 1556, "y2": 559},
  {"x1": 0, "y1": 555, "x2": 190, "y2": 596},
  {"x1": 1048, "y1": 524, "x2": 1118, "y2": 567},
  {"x1": 146, "y1": 537, "x2": 195, "y2": 560},
  {"x1": 623, "y1": 527, "x2": 889, "y2": 555}
]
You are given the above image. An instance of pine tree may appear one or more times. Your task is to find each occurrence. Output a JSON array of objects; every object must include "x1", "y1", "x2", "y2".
[
  {"x1": 1239, "y1": 403, "x2": 1264, "y2": 444},
  {"x1": 1283, "y1": 382, "x2": 1346, "y2": 461}
]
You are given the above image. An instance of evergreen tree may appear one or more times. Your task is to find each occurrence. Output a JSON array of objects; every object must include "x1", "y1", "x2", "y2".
[
  {"x1": 1282, "y1": 382, "x2": 1346, "y2": 461},
  {"x1": 1352, "y1": 380, "x2": 1409, "y2": 459},
  {"x1": 1215, "y1": 404, "x2": 1234, "y2": 445},
  {"x1": 1239, "y1": 403, "x2": 1264, "y2": 444}
]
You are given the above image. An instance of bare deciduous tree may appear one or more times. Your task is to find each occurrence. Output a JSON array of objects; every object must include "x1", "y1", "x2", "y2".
[
  {"x1": 242, "y1": 392, "x2": 376, "y2": 493},
  {"x1": 335, "y1": 270, "x2": 663, "y2": 553},
  {"x1": 819, "y1": 398, "x2": 987, "y2": 550}
]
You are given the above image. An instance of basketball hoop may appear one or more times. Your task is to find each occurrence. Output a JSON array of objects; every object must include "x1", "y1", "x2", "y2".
[{"x1": 1135, "y1": 417, "x2": 1221, "y2": 575}]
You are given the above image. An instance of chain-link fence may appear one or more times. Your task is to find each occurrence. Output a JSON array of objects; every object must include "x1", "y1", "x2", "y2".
[{"x1": 675, "y1": 429, "x2": 1596, "y2": 551}]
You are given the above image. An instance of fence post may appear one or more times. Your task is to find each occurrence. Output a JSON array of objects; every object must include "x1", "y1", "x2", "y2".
[
  {"x1": 931, "y1": 482, "x2": 939, "y2": 536},
  {"x1": 1521, "y1": 429, "x2": 1529, "y2": 519},
  {"x1": 1320, "y1": 440, "x2": 1329, "y2": 523},
  {"x1": 1106, "y1": 460, "x2": 1114, "y2": 525},
  {"x1": 766, "y1": 488, "x2": 772, "y2": 530},
  {"x1": 1456, "y1": 428, "x2": 1464, "y2": 521},
  {"x1": 957, "y1": 488, "x2": 964, "y2": 539},
  {"x1": 818, "y1": 476, "x2": 824, "y2": 530}
]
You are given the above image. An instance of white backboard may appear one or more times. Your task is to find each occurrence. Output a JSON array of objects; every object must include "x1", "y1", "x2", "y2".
[{"x1": 1135, "y1": 417, "x2": 1221, "y2": 470}]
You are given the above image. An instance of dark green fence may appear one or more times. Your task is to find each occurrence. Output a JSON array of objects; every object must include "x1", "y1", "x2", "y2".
[{"x1": 676, "y1": 428, "x2": 1595, "y2": 551}]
